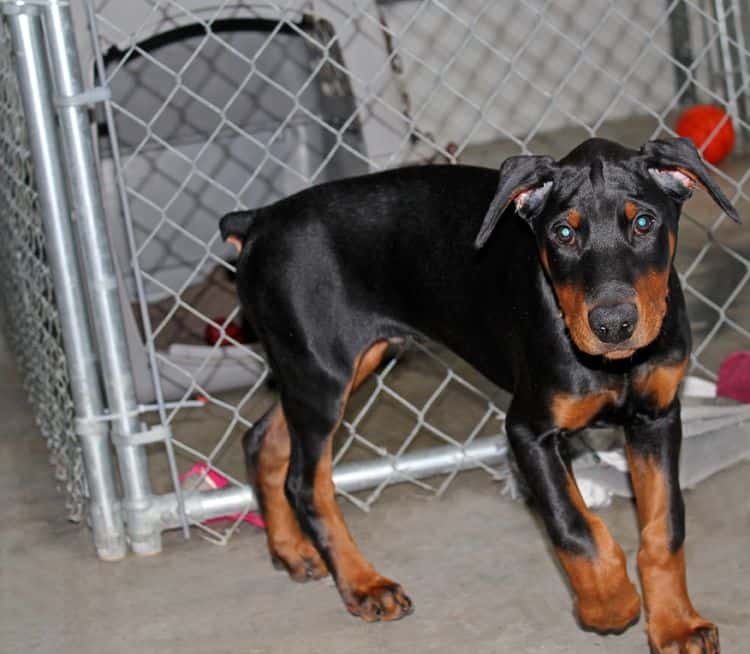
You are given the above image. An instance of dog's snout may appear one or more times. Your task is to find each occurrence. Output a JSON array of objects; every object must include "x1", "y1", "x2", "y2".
[{"x1": 588, "y1": 303, "x2": 638, "y2": 344}]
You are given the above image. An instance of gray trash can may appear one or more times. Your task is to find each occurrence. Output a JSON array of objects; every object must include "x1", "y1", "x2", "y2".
[{"x1": 96, "y1": 17, "x2": 368, "y2": 401}]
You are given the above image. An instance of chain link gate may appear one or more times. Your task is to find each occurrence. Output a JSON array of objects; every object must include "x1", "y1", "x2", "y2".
[
  {"x1": 0, "y1": 19, "x2": 87, "y2": 522},
  {"x1": 0, "y1": 0, "x2": 748, "y2": 557}
]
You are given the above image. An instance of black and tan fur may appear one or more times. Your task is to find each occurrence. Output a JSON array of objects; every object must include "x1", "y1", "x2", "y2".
[{"x1": 221, "y1": 137, "x2": 739, "y2": 652}]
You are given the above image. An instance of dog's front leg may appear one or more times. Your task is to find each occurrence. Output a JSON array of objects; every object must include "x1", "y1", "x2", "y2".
[
  {"x1": 506, "y1": 410, "x2": 641, "y2": 634},
  {"x1": 625, "y1": 401, "x2": 719, "y2": 653}
]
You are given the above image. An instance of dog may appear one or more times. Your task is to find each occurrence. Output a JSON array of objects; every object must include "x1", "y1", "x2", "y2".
[{"x1": 220, "y1": 137, "x2": 739, "y2": 653}]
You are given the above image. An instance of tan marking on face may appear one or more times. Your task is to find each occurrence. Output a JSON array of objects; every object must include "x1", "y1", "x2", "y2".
[
  {"x1": 554, "y1": 284, "x2": 603, "y2": 355},
  {"x1": 556, "y1": 475, "x2": 641, "y2": 632},
  {"x1": 633, "y1": 357, "x2": 688, "y2": 409},
  {"x1": 555, "y1": 276, "x2": 665, "y2": 357},
  {"x1": 624, "y1": 201, "x2": 639, "y2": 221},
  {"x1": 625, "y1": 451, "x2": 716, "y2": 651},
  {"x1": 551, "y1": 390, "x2": 618, "y2": 431},
  {"x1": 668, "y1": 232, "x2": 676, "y2": 259},
  {"x1": 631, "y1": 269, "x2": 670, "y2": 349},
  {"x1": 567, "y1": 208, "x2": 582, "y2": 229},
  {"x1": 226, "y1": 235, "x2": 243, "y2": 254}
]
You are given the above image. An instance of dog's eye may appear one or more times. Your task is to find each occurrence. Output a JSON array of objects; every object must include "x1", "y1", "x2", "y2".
[
  {"x1": 633, "y1": 214, "x2": 655, "y2": 235},
  {"x1": 554, "y1": 223, "x2": 576, "y2": 245}
]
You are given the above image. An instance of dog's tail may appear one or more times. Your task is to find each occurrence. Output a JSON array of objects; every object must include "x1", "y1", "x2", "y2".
[{"x1": 220, "y1": 209, "x2": 261, "y2": 254}]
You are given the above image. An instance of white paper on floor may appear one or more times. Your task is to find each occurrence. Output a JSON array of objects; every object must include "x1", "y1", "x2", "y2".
[{"x1": 573, "y1": 376, "x2": 750, "y2": 509}]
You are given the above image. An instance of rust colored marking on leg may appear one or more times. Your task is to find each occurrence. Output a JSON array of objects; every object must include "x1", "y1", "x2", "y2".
[
  {"x1": 626, "y1": 451, "x2": 719, "y2": 653},
  {"x1": 551, "y1": 390, "x2": 618, "y2": 431},
  {"x1": 313, "y1": 340, "x2": 412, "y2": 622},
  {"x1": 352, "y1": 340, "x2": 389, "y2": 390},
  {"x1": 256, "y1": 407, "x2": 328, "y2": 582},
  {"x1": 633, "y1": 357, "x2": 688, "y2": 410},
  {"x1": 557, "y1": 476, "x2": 641, "y2": 633}
]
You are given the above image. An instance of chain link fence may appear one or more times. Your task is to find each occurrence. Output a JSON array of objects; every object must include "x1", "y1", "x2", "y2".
[
  {"x1": 1, "y1": 0, "x2": 748, "y2": 552},
  {"x1": 0, "y1": 19, "x2": 86, "y2": 522}
]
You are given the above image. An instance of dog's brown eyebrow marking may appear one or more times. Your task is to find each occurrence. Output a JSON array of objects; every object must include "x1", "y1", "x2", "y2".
[
  {"x1": 568, "y1": 209, "x2": 582, "y2": 228},
  {"x1": 624, "y1": 201, "x2": 638, "y2": 221}
]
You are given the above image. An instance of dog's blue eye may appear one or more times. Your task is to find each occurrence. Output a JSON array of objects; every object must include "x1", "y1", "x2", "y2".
[
  {"x1": 554, "y1": 224, "x2": 575, "y2": 245},
  {"x1": 634, "y1": 214, "x2": 654, "y2": 235}
]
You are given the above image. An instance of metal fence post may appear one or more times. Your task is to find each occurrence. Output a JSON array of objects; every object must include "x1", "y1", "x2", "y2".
[
  {"x1": 39, "y1": 1, "x2": 161, "y2": 555},
  {"x1": 3, "y1": 2, "x2": 126, "y2": 560}
]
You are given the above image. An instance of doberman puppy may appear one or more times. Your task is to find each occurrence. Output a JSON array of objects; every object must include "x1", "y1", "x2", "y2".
[{"x1": 220, "y1": 137, "x2": 739, "y2": 653}]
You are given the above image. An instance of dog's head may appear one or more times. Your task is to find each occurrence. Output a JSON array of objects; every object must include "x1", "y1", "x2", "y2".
[{"x1": 475, "y1": 137, "x2": 740, "y2": 359}]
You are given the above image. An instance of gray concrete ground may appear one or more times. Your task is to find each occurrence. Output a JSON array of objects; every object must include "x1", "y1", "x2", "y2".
[{"x1": 1, "y1": 327, "x2": 749, "y2": 654}]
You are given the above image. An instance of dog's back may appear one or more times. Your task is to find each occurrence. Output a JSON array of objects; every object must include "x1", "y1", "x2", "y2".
[{"x1": 224, "y1": 164, "x2": 534, "y2": 358}]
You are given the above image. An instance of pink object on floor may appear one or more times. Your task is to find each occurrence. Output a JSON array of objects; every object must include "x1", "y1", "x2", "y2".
[
  {"x1": 716, "y1": 351, "x2": 750, "y2": 403},
  {"x1": 180, "y1": 463, "x2": 265, "y2": 529}
]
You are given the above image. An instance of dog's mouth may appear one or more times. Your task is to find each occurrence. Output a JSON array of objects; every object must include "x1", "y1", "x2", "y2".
[
  {"x1": 568, "y1": 330, "x2": 637, "y2": 360},
  {"x1": 602, "y1": 347, "x2": 636, "y2": 360},
  {"x1": 567, "y1": 325, "x2": 661, "y2": 361}
]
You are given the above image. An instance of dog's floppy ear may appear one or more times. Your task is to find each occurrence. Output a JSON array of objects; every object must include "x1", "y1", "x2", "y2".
[
  {"x1": 474, "y1": 154, "x2": 556, "y2": 249},
  {"x1": 642, "y1": 136, "x2": 741, "y2": 223}
]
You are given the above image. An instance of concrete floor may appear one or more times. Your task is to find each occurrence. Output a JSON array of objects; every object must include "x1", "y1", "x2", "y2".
[{"x1": 2, "y1": 327, "x2": 749, "y2": 654}]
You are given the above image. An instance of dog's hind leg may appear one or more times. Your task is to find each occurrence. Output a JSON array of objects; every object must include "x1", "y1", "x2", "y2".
[
  {"x1": 243, "y1": 406, "x2": 328, "y2": 582},
  {"x1": 283, "y1": 339, "x2": 413, "y2": 622}
]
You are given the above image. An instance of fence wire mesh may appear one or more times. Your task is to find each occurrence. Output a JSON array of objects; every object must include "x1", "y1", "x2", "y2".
[
  {"x1": 77, "y1": 0, "x2": 750, "y2": 543},
  {"x1": 0, "y1": 20, "x2": 86, "y2": 522},
  {"x1": 2, "y1": 0, "x2": 749, "y2": 542}
]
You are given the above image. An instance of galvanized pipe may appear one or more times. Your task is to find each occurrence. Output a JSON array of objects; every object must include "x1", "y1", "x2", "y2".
[
  {"x1": 40, "y1": 1, "x2": 160, "y2": 555},
  {"x1": 3, "y1": 3, "x2": 126, "y2": 560},
  {"x1": 154, "y1": 436, "x2": 506, "y2": 530},
  {"x1": 729, "y1": 0, "x2": 750, "y2": 148},
  {"x1": 82, "y1": 0, "x2": 189, "y2": 539},
  {"x1": 715, "y1": 0, "x2": 740, "y2": 132}
]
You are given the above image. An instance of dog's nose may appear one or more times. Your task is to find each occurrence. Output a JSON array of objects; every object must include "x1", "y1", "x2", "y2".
[{"x1": 588, "y1": 303, "x2": 638, "y2": 344}]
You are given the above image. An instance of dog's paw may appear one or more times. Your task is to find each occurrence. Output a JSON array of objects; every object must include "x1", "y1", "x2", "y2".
[
  {"x1": 648, "y1": 617, "x2": 719, "y2": 654},
  {"x1": 270, "y1": 537, "x2": 328, "y2": 583},
  {"x1": 342, "y1": 576, "x2": 414, "y2": 622},
  {"x1": 575, "y1": 581, "x2": 642, "y2": 635}
]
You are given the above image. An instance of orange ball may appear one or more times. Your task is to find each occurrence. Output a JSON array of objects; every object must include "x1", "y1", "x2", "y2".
[{"x1": 675, "y1": 104, "x2": 734, "y2": 164}]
